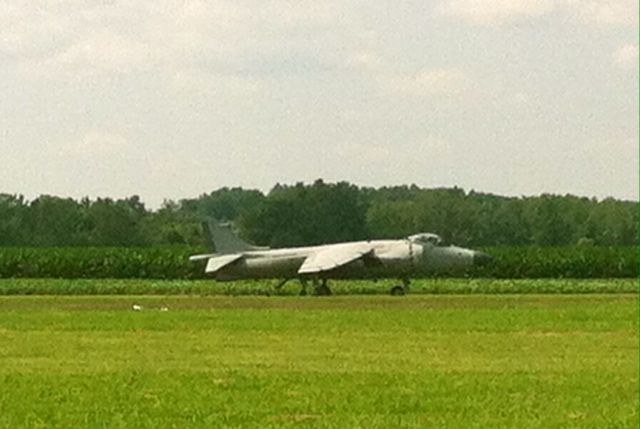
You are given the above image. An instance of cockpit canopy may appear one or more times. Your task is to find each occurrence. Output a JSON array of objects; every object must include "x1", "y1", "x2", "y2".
[{"x1": 408, "y1": 233, "x2": 445, "y2": 246}]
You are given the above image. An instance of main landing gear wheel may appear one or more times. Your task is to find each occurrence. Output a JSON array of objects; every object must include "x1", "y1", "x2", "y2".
[
  {"x1": 315, "y1": 284, "x2": 332, "y2": 296},
  {"x1": 313, "y1": 279, "x2": 332, "y2": 296}
]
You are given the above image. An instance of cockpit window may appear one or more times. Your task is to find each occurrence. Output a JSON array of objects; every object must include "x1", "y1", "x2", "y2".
[{"x1": 408, "y1": 233, "x2": 444, "y2": 246}]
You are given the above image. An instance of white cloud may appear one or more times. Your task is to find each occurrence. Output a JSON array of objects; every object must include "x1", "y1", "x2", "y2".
[
  {"x1": 380, "y1": 69, "x2": 468, "y2": 96},
  {"x1": 513, "y1": 92, "x2": 529, "y2": 104},
  {"x1": 37, "y1": 30, "x2": 155, "y2": 78},
  {"x1": 0, "y1": 4, "x2": 74, "y2": 59},
  {"x1": 345, "y1": 51, "x2": 382, "y2": 72},
  {"x1": 613, "y1": 43, "x2": 638, "y2": 68},
  {"x1": 63, "y1": 131, "x2": 130, "y2": 157},
  {"x1": 438, "y1": 0, "x2": 638, "y2": 27},
  {"x1": 327, "y1": 136, "x2": 472, "y2": 187},
  {"x1": 3, "y1": 0, "x2": 357, "y2": 83},
  {"x1": 437, "y1": 0, "x2": 556, "y2": 25},
  {"x1": 573, "y1": 0, "x2": 638, "y2": 27},
  {"x1": 169, "y1": 68, "x2": 263, "y2": 96}
]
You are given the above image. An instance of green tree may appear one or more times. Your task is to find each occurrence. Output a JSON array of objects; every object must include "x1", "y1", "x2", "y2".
[
  {"x1": 143, "y1": 200, "x2": 210, "y2": 246},
  {"x1": 86, "y1": 196, "x2": 147, "y2": 246},
  {"x1": 241, "y1": 180, "x2": 368, "y2": 247},
  {"x1": 180, "y1": 187, "x2": 265, "y2": 222},
  {"x1": 366, "y1": 200, "x2": 418, "y2": 238},
  {"x1": 0, "y1": 194, "x2": 28, "y2": 245},
  {"x1": 27, "y1": 195, "x2": 85, "y2": 246}
]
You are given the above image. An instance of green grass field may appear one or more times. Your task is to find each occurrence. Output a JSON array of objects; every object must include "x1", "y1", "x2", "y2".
[{"x1": 0, "y1": 292, "x2": 637, "y2": 428}]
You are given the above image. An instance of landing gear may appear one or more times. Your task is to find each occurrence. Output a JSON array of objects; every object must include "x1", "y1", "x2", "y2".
[
  {"x1": 299, "y1": 279, "x2": 308, "y2": 296},
  {"x1": 274, "y1": 278, "x2": 290, "y2": 290},
  {"x1": 390, "y1": 285, "x2": 405, "y2": 296},
  {"x1": 390, "y1": 279, "x2": 410, "y2": 296},
  {"x1": 312, "y1": 278, "x2": 332, "y2": 296},
  {"x1": 295, "y1": 278, "x2": 331, "y2": 296}
]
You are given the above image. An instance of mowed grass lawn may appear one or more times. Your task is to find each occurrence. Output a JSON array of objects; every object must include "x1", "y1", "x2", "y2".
[{"x1": 0, "y1": 293, "x2": 637, "y2": 428}]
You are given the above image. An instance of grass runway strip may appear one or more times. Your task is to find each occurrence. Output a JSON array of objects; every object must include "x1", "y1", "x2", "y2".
[
  {"x1": 0, "y1": 277, "x2": 636, "y2": 295},
  {"x1": 0, "y1": 293, "x2": 637, "y2": 428}
]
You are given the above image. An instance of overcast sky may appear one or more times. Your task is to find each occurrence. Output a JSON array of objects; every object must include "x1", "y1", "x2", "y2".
[{"x1": 1, "y1": 0, "x2": 638, "y2": 207}]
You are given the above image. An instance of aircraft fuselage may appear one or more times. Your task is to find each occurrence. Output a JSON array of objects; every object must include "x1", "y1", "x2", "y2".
[{"x1": 212, "y1": 239, "x2": 477, "y2": 281}]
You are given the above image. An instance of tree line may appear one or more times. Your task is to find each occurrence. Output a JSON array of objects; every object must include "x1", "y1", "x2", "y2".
[{"x1": 0, "y1": 180, "x2": 636, "y2": 247}]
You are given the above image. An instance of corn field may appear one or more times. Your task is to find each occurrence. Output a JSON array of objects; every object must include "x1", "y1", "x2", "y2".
[{"x1": 0, "y1": 245, "x2": 635, "y2": 279}]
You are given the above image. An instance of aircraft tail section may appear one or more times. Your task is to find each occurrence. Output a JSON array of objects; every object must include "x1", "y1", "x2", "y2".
[{"x1": 202, "y1": 220, "x2": 268, "y2": 254}]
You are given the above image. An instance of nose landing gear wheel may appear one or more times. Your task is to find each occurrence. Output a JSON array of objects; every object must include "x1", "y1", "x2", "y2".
[{"x1": 390, "y1": 279, "x2": 410, "y2": 296}]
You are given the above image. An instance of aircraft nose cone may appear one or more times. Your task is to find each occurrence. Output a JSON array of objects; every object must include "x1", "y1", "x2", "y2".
[{"x1": 473, "y1": 251, "x2": 493, "y2": 266}]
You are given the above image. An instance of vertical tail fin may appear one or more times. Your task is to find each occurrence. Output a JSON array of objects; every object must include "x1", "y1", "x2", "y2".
[{"x1": 201, "y1": 220, "x2": 268, "y2": 254}]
